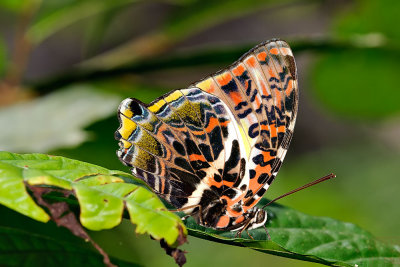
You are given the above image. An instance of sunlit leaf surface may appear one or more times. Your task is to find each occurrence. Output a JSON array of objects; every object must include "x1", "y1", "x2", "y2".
[
  {"x1": 0, "y1": 152, "x2": 186, "y2": 246},
  {"x1": 1, "y1": 151, "x2": 400, "y2": 266}
]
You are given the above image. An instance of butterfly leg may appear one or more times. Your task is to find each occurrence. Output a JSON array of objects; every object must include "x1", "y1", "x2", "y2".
[
  {"x1": 181, "y1": 215, "x2": 190, "y2": 221},
  {"x1": 169, "y1": 204, "x2": 200, "y2": 213},
  {"x1": 234, "y1": 231, "x2": 241, "y2": 238},
  {"x1": 245, "y1": 229, "x2": 254, "y2": 240},
  {"x1": 263, "y1": 225, "x2": 271, "y2": 240},
  {"x1": 235, "y1": 218, "x2": 252, "y2": 239}
]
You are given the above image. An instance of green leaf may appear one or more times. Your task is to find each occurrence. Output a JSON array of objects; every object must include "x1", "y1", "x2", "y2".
[
  {"x1": 311, "y1": 49, "x2": 400, "y2": 119},
  {"x1": 1, "y1": 153, "x2": 399, "y2": 266},
  {"x1": 0, "y1": 204, "x2": 144, "y2": 266},
  {"x1": 183, "y1": 199, "x2": 400, "y2": 267},
  {"x1": 0, "y1": 225, "x2": 139, "y2": 266},
  {"x1": 0, "y1": 85, "x2": 120, "y2": 152},
  {"x1": 27, "y1": 0, "x2": 138, "y2": 45},
  {"x1": 0, "y1": 151, "x2": 186, "y2": 246},
  {"x1": 334, "y1": 0, "x2": 400, "y2": 44}
]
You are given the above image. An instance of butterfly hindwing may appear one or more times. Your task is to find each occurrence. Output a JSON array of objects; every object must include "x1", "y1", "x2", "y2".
[
  {"x1": 116, "y1": 98, "x2": 204, "y2": 208},
  {"x1": 116, "y1": 87, "x2": 249, "y2": 210}
]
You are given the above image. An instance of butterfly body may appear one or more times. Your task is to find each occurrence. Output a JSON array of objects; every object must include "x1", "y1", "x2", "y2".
[{"x1": 116, "y1": 39, "x2": 298, "y2": 231}]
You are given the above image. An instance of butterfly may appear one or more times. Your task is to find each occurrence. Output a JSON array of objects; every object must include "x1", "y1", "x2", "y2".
[{"x1": 115, "y1": 39, "x2": 298, "y2": 234}]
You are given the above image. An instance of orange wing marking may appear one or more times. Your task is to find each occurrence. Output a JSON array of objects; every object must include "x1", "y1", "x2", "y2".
[
  {"x1": 189, "y1": 154, "x2": 206, "y2": 162},
  {"x1": 216, "y1": 215, "x2": 230, "y2": 228},
  {"x1": 229, "y1": 91, "x2": 244, "y2": 105},
  {"x1": 232, "y1": 65, "x2": 245, "y2": 76},
  {"x1": 215, "y1": 72, "x2": 233, "y2": 87},
  {"x1": 269, "y1": 48, "x2": 279, "y2": 55},
  {"x1": 245, "y1": 56, "x2": 256, "y2": 67},
  {"x1": 257, "y1": 51, "x2": 267, "y2": 61}
]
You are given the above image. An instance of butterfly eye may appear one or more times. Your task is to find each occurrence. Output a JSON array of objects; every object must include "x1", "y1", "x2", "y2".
[
  {"x1": 256, "y1": 210, "x2": 266, "y2": 223},
  {"x1": 128, "y1": 100, "x2": 143, "y2": 116}
]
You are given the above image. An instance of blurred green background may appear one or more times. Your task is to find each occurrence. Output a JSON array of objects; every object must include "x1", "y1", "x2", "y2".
[{"x1": 1, "y1": 0, "x2": 399, "y2": 266}]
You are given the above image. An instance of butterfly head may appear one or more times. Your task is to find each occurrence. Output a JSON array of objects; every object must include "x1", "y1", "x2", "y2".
[{"x1": 245, "y1": 208, "x2": 267, "y2": 230}]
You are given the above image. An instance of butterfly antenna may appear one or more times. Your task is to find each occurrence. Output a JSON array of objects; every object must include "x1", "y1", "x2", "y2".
[{"x1": 262, "y1": 173, "x2": 336, "y2": 209}]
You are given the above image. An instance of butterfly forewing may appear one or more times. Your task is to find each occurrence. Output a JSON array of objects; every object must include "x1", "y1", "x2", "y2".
[
  {"x1": 242, "y1": 40, "x2": 298, "y2": 209},
  {"x1": 194, "y1": 40, "x2": 298, "y2": 209}
]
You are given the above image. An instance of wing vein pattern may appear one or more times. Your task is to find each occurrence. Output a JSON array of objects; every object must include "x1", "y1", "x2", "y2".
[{"x1": 116, "y1": 39, "x2": 298, "y2": 217}]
